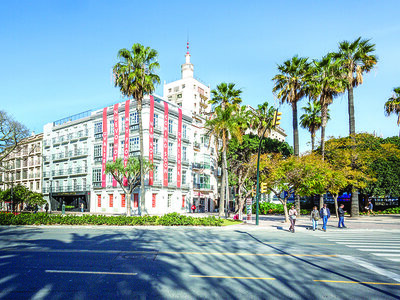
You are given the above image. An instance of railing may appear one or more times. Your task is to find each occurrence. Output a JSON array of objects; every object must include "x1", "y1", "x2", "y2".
[
  {"x1": 44, "y1": 184, "x2": 90, "y2": 194},
  {"x1": 193, "y1": 183, "x2": 211, "y2": 190},
  {"x1": 192, "y1": 163, "x2": 210, "y2": 170}
]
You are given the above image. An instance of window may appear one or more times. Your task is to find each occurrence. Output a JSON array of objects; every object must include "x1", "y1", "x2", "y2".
[
  {"x1": 168, "y1": 142, "x2": 173, "y2": 154},
  {"x1": 121, "y1": 194, "x2": 126, "y2": 208},
  {"x1": 130, "y1": 137, "x2": 139, "y2": 152},
  {"x1": 82, "y1": 178, "x2": 86, "y2": 189},
  {"x1": 97, "y1": 195, "x2": 101, "y2": 207},
  {"x1": 130, "y1": 112, "x2": 139, "y2": 124},
  {"x1": 168, "y1": 120, "x2": 173, "y2": 134},
  {"x1": 154, "y1": 138, "x2": 159, "y2": 154},
  {"x1": 154, "y1": 114, "x2": 159, "y2": 128},
  {"x1": 134, "y1": 193, "x2": 139, "y2": 208},
  {"x1": 109, "y1": 143, "x2": 114, "y2": 157},
  {"x1": 183, "y1": 146, "x2": 187, "y2": 161},
  {"x1": 152, "y1": 193, "x2": 157, "y2": 208},
  {"x1": 109, "y1": 194, "x2": 113, "y2": 208},
  {"x1": 36, "y1": 182, "x2": 39, "y2": 190},
  {"x1": 177, "y1": 93, "x2": 182, "y2": 99},
  {"x1": 92, "y1": 168, "x2": 101, "y2": 183},
  {"x1": 109, "y1": 119, "x2": 114, "y2": 134},
  {"x1": 167, "y1": 194, "x2": 172, "y2": 208},
  {"x1": 182, "y1": 170, "x2": 187, "y2": 184},
  {"x1": 154, "y1": 165, "x2": 158, "y2": 180},
  {"x1": 168, "y1": 168, "x2": 173, "y2": 183},
  {"x1": 183, "y1": 124, "x2": 187, "y2": 138},
  {"x1": 94, "y1": 145, "x2": 102, "y2": 157},
  {"x1": 174, "y1": 86, "x2": 179, "y2": 92},
  {"x1": 182, "y1": 84, "x2": 185, "y2": 89},
  {"x1": 94, "y1": 122, "x2": 102, "y2": 134}
]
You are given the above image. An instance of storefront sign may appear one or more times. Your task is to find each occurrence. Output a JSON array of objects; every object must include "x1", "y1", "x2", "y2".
[
  {"x1": 112, "y1": 103, "x2": 119, "y2": 187},
  {"x1": 101, "y1": 107, "x2": 108, "y2": 188},
  {"x1": 177, "y1": 108, "x2": 182, "y2": 188},
  {"x1": 149, "y1": 96, "x2": 154, "y2": 185},
  {"x1": 163, "y1": 101, "x2": 169, "y2": 187}
]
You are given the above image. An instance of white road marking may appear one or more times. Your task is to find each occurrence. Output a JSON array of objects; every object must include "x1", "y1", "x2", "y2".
[
  {"x1": 358, "y1": 249, "x2": 400, "y2": 252},
  {"x1": 373, "y1": 254, "x2": 400, "y2": 257},
  {"x1": 339, "y1": 255, "x2": 400, "y2": 282},
  {"x1": 46, "y1": 270, "x2": 137, "y2": 276}
]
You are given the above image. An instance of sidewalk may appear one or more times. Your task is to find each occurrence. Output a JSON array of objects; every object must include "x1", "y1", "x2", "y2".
[{"x1": 230, "y1": 214, "x2": 400, "y2": 231}]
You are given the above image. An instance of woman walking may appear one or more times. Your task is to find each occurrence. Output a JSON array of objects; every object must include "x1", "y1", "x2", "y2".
[
  {"x1": 310, "y1": 206, "x2": 319, "y2": 231},
  {"x1": 288, "y1": 205, "x2": 298, "y2": 233}
]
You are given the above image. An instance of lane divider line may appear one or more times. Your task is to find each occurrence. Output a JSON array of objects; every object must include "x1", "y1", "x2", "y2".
[
  {"x1": 314, "y1": 280, "x2": 400, "y2": 286},
  {"x1": 46, "y1": 270, "x2": 137, "y2": 276},
  {"x1": 190, "y1": 275, "x2": 275, "y2": 280}
]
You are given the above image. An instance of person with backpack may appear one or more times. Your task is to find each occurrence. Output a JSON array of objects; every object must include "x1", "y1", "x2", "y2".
[{"x1": 310, "y1": 206, "x2": 320, "y2": 231}]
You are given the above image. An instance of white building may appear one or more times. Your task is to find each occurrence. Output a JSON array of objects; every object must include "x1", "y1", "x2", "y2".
[
  {"x1": 164, "y1": 43, "x2": 219, "y2": 213},
  {"x1": 42, "y1": 112, "x2": 92, "y2": 211}
]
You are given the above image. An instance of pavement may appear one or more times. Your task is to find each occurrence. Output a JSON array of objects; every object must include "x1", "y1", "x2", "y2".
[{"x1": 228, "y1": 214, "x2": 400, "y2": 231}]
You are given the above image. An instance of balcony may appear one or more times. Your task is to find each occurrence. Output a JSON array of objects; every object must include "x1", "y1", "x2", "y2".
[
  {"x1": 52, "y1": 152, "x2": 68, "y2": 161},
  {"x1": 93, "y1": 182, "x2": 102, "y2": 189},
  {"x1": 71, "y1": 166, "x2": 88, "y2": 175},
  {"x1": 52, "y1": 169, "x2": 68, "y2": 177},
  {"x1": 130, "y1": 123, "x2": 139, "y2": 131},
  {"x1": 94, "y1": 132, "x2": 102, "y2": 140},
  {"x1": 194, "y1": 142, "x2": 200, "y2": 151},
  {"x1": 43, "y1": 171, "x2": 50, "y2": 178},
  {"x1": 192, "y1": 163, "x2": 210, "y2": 170},
  {"x1": 193, "y1": 183, "x2": 212, "y2": 190},
  {"x1": 47, "y1": 185, "x2": 90, "y2": 193},
  {"x1": 44, "y1": 140, "x2": 50, "y2": 148},
  {"x1": 70, "y1": 148, "x2": 88, "y2": 158},
  {"x1": 153, "y1": 151, "x2": 162, "y2": 160}
]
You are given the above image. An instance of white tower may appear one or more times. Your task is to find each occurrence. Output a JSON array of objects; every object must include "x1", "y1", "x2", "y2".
[{"x1": 181, "y1": 42, "x2": 194, "y2": 79}]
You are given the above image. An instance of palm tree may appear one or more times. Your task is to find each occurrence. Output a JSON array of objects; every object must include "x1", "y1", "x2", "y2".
[
  {"x1": 273, "y1": 56, "x2": 311, "y2": 156},
  {"x1": 209, "y1": 82, "x2": 242, "y2": 110},
  {"x1": 205, "y1": 105, "x2": 242, "y2": 217},
  {"x1": 207, "y1": 82, "x2": 243, "y2": 217},
  {"x1": 300, "y1": 101, "x2": 323, "y2": 151},
  {"x1": 384, "y1": 87, "x2": 400, "y2": 127},
  {"x1": 113, "y1": 43, "x2": 160, "y2": 216},
  {"x1": 309, "y1": 54, "x2": 346, "y2": 158},
  {"x1": 335, "y1": 37, "x2": 377, "y2": 217},
  {"x1": 335, "y1": 37, "x2": 377, "y2": 135}
]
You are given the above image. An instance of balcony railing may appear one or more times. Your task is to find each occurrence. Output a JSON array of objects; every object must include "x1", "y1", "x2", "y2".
[
  {"x1": 43, "y1": 184, "x2": 90, "y2": 194},
  {"x1": 193, "y1": 183, "x2": 211, "y2": 190}
]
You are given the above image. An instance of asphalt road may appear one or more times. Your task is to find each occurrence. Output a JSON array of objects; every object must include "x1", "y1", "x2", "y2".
[{"x1": 0, "y1": 226, "x2": 399, "y2": 300}]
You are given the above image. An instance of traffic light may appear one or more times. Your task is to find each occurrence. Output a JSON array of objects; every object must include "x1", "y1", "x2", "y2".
[
  {"x1": 273, "y1": 110, "x2": 282, "y2": 127},
  {"x1": 260, "y1": 182, "x2": 268, "y2": 194}
]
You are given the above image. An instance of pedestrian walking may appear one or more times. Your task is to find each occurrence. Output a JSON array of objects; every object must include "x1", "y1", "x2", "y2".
[
  {"x1": 319, "y1": 203, "x2": 331, "y2": 232},
  {"x1": 366, "y1": 200, "x2": 375, "y2": 216},
  {"x1": 310, "y1": 206, "x2": 319, "y2": 231},
  {"x1": 191, "y1": 204, "x2": 196, "y2": 213},
  {"x1": 45, "y1": 203, "x2": 49, "y2": 214},
  {"x1": 80, "y1": 202, "x2": 84, "y2": 213},
  {"x1": 338, "y1": 204, "x2": 347, "y2": 228},
  {"x1": 288, "y1": 205, "x2": 298, "y2": 233}
]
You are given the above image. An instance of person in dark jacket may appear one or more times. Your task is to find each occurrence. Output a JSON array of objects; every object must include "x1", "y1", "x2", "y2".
[
  {"x1": 319, "y1": 203, "x2": 331, "y2": 232},
  {"x1": 338, "y1": 204, "x2": 346, "y2": 228}
]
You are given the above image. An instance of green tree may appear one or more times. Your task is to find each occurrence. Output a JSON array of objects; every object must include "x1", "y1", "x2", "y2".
[
  {"x1": 105, "y1": 157, "x2": 152, "y2": 216},
  {"x1": 228, "y1": 134, "x2": 293, "y2": 217},
  {"x1": 209, "y1": 82, "x2": 242, "y2": 110},
  {"x1": 273, "y1": 56, "x2": 311, "y2": 156},
  {"x1": 259, "y1": 153, "x2": 332, "y2": 222},
  {"x1": 0, "y1": 184, "x2": 30, "y2": 212},
  {"x1": 384, "y1": 87, "x2": 400, "y2": 127},
  {"x1": 249, "y1": 101, "x2": 276, "y2": 137},
  {"x1": 113, "y1": 44, "x2": 160, "y2": 215},
  {"x1": 300, "y1": 100, "x2": 323, "y2": 151},
  {"x1": 335, "y1": 37, "x2": 377, "y2": 136}
]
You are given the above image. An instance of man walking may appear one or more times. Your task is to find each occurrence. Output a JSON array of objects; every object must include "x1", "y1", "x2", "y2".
[
  {"x1": 338, "y1": 204, "x2": 347, "y2": 228},
  {"x1": 366, "y1": 200, "x2": 375, "y2": 216},
  {"x1": 319, "y1": 203, "x2": 331, "y2": 232}
]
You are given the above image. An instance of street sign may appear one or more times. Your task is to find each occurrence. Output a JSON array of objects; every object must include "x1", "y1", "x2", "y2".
[{"x1": 246, "y1": 198, "x2": 252, "y2": 223}]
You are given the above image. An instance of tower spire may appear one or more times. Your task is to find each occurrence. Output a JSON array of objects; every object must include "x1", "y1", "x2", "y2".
[{"x1": 182, "y1": 40, "x2": 193, "y2": 78}]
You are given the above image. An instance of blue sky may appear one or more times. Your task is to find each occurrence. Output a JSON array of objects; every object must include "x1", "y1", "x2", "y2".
[{"x1": 1, "y1": 0, "x2": 399, "y2": 153}]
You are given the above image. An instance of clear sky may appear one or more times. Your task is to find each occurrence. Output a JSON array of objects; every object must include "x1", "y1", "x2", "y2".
[{"x1": 1, "y1": 0, "x2": 399, "y2": 153}]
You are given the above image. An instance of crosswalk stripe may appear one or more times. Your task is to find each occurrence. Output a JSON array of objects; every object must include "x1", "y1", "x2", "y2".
[
  {"x1": 346, "y1": 245, "x2": 400, "y2": 248},
  {"x1": 373, "y1": 254, "x2": 400, "y2": 257},
  {"x1": 358, "y1": 249, "x2": 400, "y2": 252}
]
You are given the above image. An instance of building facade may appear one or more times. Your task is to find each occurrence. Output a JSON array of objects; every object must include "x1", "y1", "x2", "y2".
[{"x1": 0, "y1": 132, "x2": 43, "y2": 209}]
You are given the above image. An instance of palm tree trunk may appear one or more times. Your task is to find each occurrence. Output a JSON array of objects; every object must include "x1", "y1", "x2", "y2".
[
  {"x1": 126, "y1": 191, "x2": 132, "y2": 217},
  {"x1": 311, "y1": 131, "x2": 315, "y2": 151},
  {"x1": 321, "y1": 102, "x2": 328, "y2": 160},
  {"x1": 219, "y1": 151, "x2": 226, "y2": 218},
  {"x1": 295, "y1": 194, "x2": 300, "y2": 214},
  {"x1": 348, "y1": 86, "x2": 355, "y2": 135},
  {"x1": 138, "y1": 102, "x2": 145, "y2": 216},
  {"x1": 224, "y1": 149, "x2": 229, "y2": 218},
  {"x1": 334, "y1": 194, "x2": 339, "y2": 218},
  {"x1": 292, "y1": 101, "x2": 299, "y2": 156}
]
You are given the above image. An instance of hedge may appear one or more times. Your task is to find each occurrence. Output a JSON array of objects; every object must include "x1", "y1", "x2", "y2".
[
  {"x1": 0, "y1": 212, "x2": 224, "y2": 226},
  {"x1": 252, "y1": 202, "x2": 309, "y2": 215}
]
